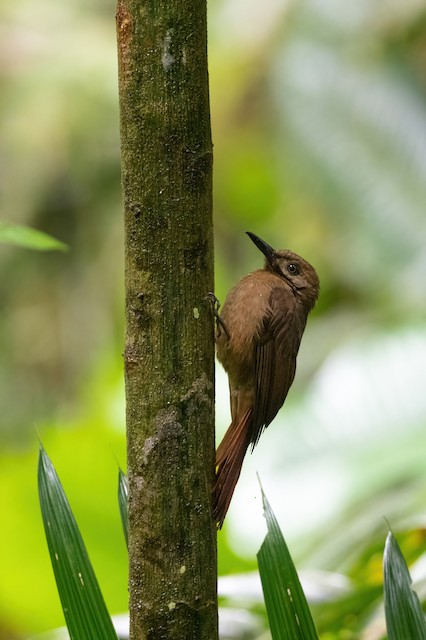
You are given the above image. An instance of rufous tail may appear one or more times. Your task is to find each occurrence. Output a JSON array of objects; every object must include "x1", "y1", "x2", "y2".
[{"x1": 213, "y1": 408, "x2": 252, "y2": 528}]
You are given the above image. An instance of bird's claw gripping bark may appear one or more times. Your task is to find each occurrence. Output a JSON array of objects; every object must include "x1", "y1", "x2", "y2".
[{"x1": 205, "y1": 292, "x2": 230, "y2": 340}]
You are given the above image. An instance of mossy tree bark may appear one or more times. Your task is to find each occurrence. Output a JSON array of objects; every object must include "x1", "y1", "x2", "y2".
[{"x1": 116, "y1": 1, "x2": 217, "y2": 638}]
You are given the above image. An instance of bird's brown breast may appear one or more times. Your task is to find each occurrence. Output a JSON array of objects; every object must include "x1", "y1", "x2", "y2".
[{"x1": 216, "y1": 269, "x2": 297, "y2": 385}]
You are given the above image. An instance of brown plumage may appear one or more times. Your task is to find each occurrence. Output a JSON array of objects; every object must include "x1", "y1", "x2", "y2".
[{"x1": 213, "y1": 232, "x2": 320, "y2": 528}]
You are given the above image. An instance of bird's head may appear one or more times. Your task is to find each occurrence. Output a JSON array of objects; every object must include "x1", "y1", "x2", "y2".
[{"x1": 246, "y1": 231, "x2": 320, "y2": 310}]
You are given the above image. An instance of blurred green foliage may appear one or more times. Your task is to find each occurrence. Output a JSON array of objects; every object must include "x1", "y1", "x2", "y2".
[
  {"x1": 0, "y1": 222, "x2": 67, "y2": 251},
  {"x1": 1, "y1": 0, "x2": 426, "y2": 637}
]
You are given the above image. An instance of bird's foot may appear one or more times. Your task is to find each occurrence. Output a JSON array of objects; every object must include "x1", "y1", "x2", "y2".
[{"x1": 205, "y1": 292, "x2": 230, "y2": 340}]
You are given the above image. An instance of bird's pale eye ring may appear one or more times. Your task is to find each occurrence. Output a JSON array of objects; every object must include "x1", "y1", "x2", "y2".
[{"x1": 287, "y1": 263, "x2": 299, "y2": 275}]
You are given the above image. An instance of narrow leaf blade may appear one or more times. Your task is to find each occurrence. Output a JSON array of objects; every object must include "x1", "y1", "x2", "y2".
[
  {"x1": 384, "y1": 530, "x2": 426, "y2": 640},
  {"x1": 257, "y1": 487, "x2": 319, "y2": 640},
  {"x1": 0, "y1": 221, "x2": 67, "y2": 251},
  {"x1": 118, "y1": 469, "x2": 128, "y2": 548},
  {"x1": 38, "y1": 445, "x2": 118, "y2": 640}
]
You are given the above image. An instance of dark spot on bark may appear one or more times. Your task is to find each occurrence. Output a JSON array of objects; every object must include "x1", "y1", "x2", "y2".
[
  {"x1": 124, "y1": 341, "x2": 140, "y2": 372},
  {"x1": 184, "y1": 147, "x2": 212, "y2": 194},
  {"x1": 131, "y1": 292, "x2": 152, "y2": 329},
  {"x1": 161, "y1": 126, "x2": 184, "y2": 154},
  {"x1": 183, "y1": 238, "x2": 208, "y2": 271},
  {"x1": 130, "y1": 202, "x2": 141, "y2": 219}
]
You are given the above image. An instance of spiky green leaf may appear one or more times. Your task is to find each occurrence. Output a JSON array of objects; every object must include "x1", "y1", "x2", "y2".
[
  {"x1": 257, "y1": 487, "x2": 319, "y2": 640},
  {"x1": 384, "y1": 530, "x2": 426, "y2": 640},
  {"x1": 38, "y1": 445, "x2": 118, "y2": 640}
]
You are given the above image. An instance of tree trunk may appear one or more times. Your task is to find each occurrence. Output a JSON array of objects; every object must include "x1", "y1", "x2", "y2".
[{"x1": 116, "y1": 0, "x2": 217, "y2": 638}]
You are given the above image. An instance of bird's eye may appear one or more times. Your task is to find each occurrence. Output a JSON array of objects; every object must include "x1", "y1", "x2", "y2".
[{"x1": 287, "y1": 263, "x2": 299, "y2": 275}]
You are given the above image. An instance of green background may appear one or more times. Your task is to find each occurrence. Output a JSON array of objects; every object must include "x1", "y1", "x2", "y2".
[{"x1": 1, "y1": 0, "x2": 426, "y2": 637}]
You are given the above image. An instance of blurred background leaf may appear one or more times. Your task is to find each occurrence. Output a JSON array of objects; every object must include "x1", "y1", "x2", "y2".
[
  {"x1": 0, "y1": 222, "x2": 67, "y2": 251},
  {"x1": 1, "y1": 0, "x2": 426, "y2": 637}
]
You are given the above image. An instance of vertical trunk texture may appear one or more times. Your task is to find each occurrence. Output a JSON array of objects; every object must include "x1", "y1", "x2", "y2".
[{"x1": 116, "y1": 1, "x2": 217, "y2": 638}]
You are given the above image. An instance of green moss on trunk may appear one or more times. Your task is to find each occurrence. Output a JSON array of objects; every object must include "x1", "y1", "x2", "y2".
[{"x1": 116, "y1": 1, "x2": 217, "y2": 638}]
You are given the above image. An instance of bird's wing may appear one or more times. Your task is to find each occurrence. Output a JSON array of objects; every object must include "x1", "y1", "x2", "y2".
[{"x1": 250, "y1": 286, "x2": 305, "y2": 448}]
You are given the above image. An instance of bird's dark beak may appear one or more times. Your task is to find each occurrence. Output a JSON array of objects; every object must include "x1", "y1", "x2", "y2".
[{"x1": 246, "y1": 232, "x2": 275, "y2": 265}]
